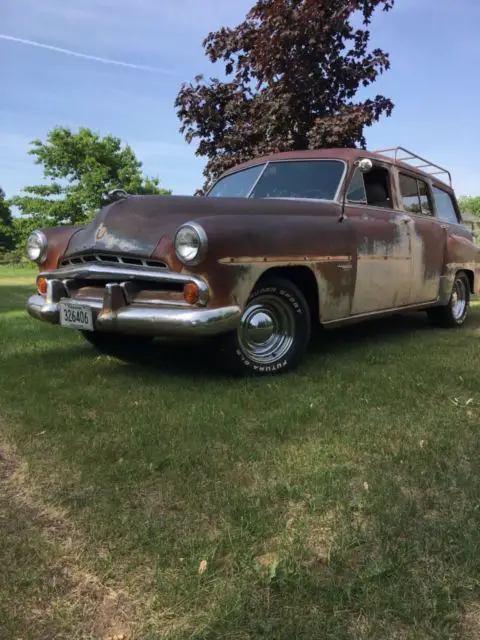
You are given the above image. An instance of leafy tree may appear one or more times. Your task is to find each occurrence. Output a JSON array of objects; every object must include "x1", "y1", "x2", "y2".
[
  {"x1": 0, "y1": 188, "x2": 14, "y2": 252},
  {"x1": 176, "y1": 0, "x2": 395, "y2": 192},
  {"x1": 458, "y1": 196, "x2": 480, "y2": 217},
  {"x1": 11, "y1": 127, "x2": 171, "y2": 227}
]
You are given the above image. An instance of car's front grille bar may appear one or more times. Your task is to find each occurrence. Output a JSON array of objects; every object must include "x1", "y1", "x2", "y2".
[
  {"x1": 60, "y1": 253, "x2": 167, "y2": 269},
  {"x1": 39, "y1": 263, "x2": 210, "y2": 306}
]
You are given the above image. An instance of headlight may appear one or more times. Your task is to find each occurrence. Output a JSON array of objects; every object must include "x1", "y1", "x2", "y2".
[
  {"x1": 174, "y1": 222, "x2": 208, "y2": 266},
  {"x1": 26, "y1": 230, "x2": 48, "y2": 263}
]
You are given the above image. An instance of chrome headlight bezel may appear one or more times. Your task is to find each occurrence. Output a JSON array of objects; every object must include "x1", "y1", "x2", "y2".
[
  {"x1": 174, "y1": 222, "x2": 208, "y2": 266},
  {"x1": 26, "y1": 230, "x2": 48, "y2": 263}
]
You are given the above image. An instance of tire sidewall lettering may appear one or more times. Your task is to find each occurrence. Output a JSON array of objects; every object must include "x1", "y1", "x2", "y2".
[
  {"x1": 251, "y1": 286, "x2": 304, "y2": 316},
  {"x1": 238, "y1": 357, "x2": 288, "y2": 373},
  {"x1": 234, "y1": 280, "x2": 310, "y2": 373}
]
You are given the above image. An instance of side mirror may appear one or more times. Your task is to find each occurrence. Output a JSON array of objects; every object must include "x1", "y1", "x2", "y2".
[
  {"x1": 357, "y1": 158, "x2": 374, "y2": 173},
  {"x1": 107, "y1": 189, "x2": 129, "y2": 202}
]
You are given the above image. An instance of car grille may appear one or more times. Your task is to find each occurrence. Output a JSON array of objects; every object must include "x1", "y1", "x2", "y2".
[{"x1": 59, "y1": 253, "x2": 167, "y2": 269}]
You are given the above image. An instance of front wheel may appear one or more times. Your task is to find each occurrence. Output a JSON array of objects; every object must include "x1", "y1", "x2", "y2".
[
  {"x1": 217, "y1": 277, "x2": 312, "y2": 376},
  {"x1": 427, "y1": 271, "x2": 471, "y2": 328}
]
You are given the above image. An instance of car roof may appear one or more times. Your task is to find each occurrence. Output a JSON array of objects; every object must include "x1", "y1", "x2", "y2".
[{"x1": 220, "y1": 148, "x2": 453, "y2": 192}]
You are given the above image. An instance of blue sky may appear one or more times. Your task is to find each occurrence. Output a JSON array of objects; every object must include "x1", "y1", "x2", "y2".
[{"x1": 1, "y1": 0, "x2": 479, "y2": 199}]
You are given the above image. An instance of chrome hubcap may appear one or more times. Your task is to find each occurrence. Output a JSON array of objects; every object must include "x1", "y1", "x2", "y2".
[
  {"x1": 238, "y1": 295, "x2": 295, "y2": 364},
  {"x1": 452, "y1": 278, "x2": 467, "y2": 321}
]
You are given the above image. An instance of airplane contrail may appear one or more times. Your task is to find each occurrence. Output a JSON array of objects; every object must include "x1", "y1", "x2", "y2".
[{"x1": 0, "y1": 34, "x2": 176, "y2": 75}]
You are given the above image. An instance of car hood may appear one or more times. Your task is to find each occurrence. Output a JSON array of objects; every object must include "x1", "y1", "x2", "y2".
[{"x1": 64, "y1": 194, "x2": 339, "y2": 258}]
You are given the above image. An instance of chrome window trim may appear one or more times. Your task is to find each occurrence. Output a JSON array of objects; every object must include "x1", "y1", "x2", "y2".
[
  {"x1": 396, "y1": 170, "x2": 435, "y2": 218},
  {"x1": 207, "y1": 159, "x2": 348, "y2": 203},
  {"x1": 246, "y1": 162, "x2": 269, "y2": 198},
  {"x1": 206, "y1": 163, "x2": 267, "y2": 198},
  {"x1": 344, "y1": 159, "x2": 396, "y2": 210},
  {"x1": 345, "y1": 166, "x2": 368, "y2": 205}
]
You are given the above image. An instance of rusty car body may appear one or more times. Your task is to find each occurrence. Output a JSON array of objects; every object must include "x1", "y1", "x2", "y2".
[{"x1": 26, "y1": 146, "x2": 480, "y2": 375}]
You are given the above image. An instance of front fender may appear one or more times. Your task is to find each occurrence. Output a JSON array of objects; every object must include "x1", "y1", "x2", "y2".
[
  {"x1": 36, "y1": 225, "x2": 84, "y2": 272},
  {"x1": 185, "y1": 213, "x2": 355, "y2": 318}
]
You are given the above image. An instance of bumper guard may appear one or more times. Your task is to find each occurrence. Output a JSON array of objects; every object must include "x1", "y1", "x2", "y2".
[{"x1": 26, "y1": 263, "x2": 241, "y2": 338}]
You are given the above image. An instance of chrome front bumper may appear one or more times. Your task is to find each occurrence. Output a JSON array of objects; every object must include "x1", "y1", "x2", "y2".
[{"x1": 26, "y1": 263, "x2": 242, "y2": 338}]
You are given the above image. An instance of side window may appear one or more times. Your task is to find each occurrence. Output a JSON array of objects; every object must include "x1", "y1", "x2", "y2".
[
  {"x1": 347, "y1": 168, "x2": 367, "y2": 203},
  {"x1": 348, "y1": 166, "x2": 392, "y2": 208},
  {"x1": 364, "y1": 167, "x2": 392, "y2": 208},
  {"x1": 399, "y1": 174, "x2": 420, "y2": 213},
  {"x1": 432, "y1": 186, "x2": 459, "y2": 224},
  {"x1": 399, "y1": 173, "x2": 433, "y2": 216},
  {"x1": 417, "y1": 180, "x2": 433, "y2": 215}
]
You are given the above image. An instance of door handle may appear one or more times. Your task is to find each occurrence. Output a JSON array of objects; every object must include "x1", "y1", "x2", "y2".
[
  {"x1": 441, "y1": 224, "x2": 448, "y2": 230},
  {"x1": 398, "y1": 215, "x2": 411, "y2": 224}
]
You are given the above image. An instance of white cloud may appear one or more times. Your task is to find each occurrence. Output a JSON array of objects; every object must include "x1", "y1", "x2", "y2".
[{"x1": 0, "y1": 35, "x2": 176, "y2": 75}]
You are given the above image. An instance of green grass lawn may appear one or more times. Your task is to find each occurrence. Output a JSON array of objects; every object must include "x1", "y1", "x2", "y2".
[{"x1": 1, "y1": 265, "x2": 480, "y2": 639}]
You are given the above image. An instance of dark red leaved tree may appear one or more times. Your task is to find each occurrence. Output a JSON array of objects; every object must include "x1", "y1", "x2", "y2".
[{"x1": 175, "y1": 0, "x2": 395, "y2": 192}]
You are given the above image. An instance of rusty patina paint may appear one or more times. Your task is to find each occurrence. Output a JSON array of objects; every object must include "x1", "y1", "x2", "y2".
[
  {"x1": 32, "y1": 147, "x2": 479, "y2": 326},
  {"x1": 36, "y1": 225, "x2": 82, "y2": 272}
]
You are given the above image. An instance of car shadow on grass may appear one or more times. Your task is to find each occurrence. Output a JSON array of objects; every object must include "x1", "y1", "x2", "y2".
[
  {"x1": 5, "y1": 304, "x2": 479, "y2": 382},
  {"x1": 106, "y1": 309, "x2": 463, "y2": 370},
  {"x1": 6, "y1": 312, "x2": 449, "y2": 378},
  {"x1": 77, "y1": 312, "x2": 436, "y2": 378},
  {"x1": 311, "y1": 310, "x2": 433, "y2": 353}
]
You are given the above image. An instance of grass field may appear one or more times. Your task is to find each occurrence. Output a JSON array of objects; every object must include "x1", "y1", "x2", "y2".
[{"x1": 1, "y1": 264, "x2": 480, "y2": 639}]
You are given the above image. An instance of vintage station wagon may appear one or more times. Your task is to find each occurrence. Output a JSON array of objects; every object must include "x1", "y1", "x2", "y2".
[{"x1": 26, "y1": 146, "x2": 480, "y2": 375}]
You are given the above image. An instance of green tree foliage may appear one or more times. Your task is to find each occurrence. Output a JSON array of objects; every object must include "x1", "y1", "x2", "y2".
[
  {"x1": 458, "y1": 196, "x2": 480, "y2": 217},
  {"x1": 0, "y1": 188, "x2": 14, "y2": 252},
  {"x1": 11, "y1": 127, "x2": 171, "y2": 227},
  {"x1": 176, "y1": 0, "x2": 395, "y2": 191}
]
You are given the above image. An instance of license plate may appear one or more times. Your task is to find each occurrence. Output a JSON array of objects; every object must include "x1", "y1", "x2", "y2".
[{"x1": 59, "y1": 301, "x2": 94, "y2": 331}]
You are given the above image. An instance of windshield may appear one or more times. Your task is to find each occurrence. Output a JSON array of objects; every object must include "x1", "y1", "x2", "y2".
[{"x1": 207, "y1": 160, "x2": 345, "y2": 200}]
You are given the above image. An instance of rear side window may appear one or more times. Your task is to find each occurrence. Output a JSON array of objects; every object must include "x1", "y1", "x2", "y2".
[
  {"x1": 399, "y1": 174, "x2": 432, "y2": 215},
  {"x1": 432, "y1": 186, "x2": 459, "y2": 224},
  {"x1": 418, "y1": 180, "x2": 433, "y2": 215}
]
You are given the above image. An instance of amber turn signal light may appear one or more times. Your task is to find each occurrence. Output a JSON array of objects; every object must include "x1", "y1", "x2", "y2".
[
  {"x1": 37, "y1": 277, "x2": 48, "y2": 295},
  {"x1": 183, "y1": 282, "x2": 200, "y2": 305}
]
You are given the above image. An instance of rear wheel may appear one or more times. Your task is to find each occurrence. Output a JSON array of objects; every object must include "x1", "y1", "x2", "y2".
[
  {"x1": 427, "y1": 271, "x2": 471, "y2": 328},
  {"x1": 217, "y1": 277, "x2": 312, "y2": 376},
  {"x1": 80, "y1": 330, "x2": 153, "y2": 355}
]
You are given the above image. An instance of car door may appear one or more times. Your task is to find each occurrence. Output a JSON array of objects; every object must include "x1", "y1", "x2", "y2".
[
  {"x1": 344, "y1": 162, "x2": 413, "y2": 315},
  {"x1": 397, "y1": 171, "x2": 446, "y2": 304},
  {"x1": 429, "y1": 184, "x2": 480, "y2": 298}
]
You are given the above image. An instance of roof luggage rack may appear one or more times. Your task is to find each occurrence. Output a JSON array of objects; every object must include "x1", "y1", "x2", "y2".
[{"x1": 374, "y1": 146, "x2": 453, "y2": 187}]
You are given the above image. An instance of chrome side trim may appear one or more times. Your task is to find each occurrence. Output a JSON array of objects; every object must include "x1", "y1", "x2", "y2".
[
  {"x1": 38, "y1": 263, "x2": 210, "y2": 306},
  {"x1": 322, "y1": 300, "x2": 439, "y2": 327}
]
